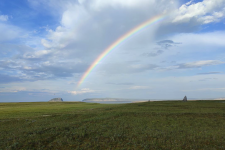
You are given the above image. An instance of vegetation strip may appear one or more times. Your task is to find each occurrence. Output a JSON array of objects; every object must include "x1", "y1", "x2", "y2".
[{"x1": 0, "y1": 101, "x2": 225, "y2": 149}]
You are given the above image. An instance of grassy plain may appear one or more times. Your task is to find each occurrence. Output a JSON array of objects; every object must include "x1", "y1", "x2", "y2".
[{"x1": 0, "y1": 101, "x2": 225, "y2": 149}]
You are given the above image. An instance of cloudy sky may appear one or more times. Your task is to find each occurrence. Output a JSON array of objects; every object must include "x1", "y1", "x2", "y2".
[{"x1": 1, "y1": 0, "x2": 225, "y2": 102}]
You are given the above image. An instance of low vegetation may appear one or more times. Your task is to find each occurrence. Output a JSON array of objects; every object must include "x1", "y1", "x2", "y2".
[{"x1": 0, "y1": 101, "x2": 225, "y2": 149}]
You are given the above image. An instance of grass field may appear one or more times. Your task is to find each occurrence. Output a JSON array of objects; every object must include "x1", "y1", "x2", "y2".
[{"x1": 0, "y1": 101, "x2": 225, "y2": 149}]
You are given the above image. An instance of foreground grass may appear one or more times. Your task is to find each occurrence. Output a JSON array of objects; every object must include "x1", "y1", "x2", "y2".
[{"x1": 0, "y1": 101, "x2": 225, "y2": 149}]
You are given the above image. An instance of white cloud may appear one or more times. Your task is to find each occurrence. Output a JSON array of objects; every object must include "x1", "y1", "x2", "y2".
[
  {"x1": 89, "y1": 0, "x2": 154, "y2": 11},
  {"x1": 173, "y1": 0, "x2": 225, "y2": 24},
  {"x1": 68, "y1": 88, "x2": 95, "y2": 95},
  {"x1": 23, "y1": 50, "x2": 51, "y2": 59},
  {"x1": 0, "y1": 87, "x2": 27, "y2": 93},
  {"x1": 41, "y1": 39, "x2": 52, "y2": 48},
  {"x1": 41, "y1": 26, "x2": 70, "y2": 49},
  {"x1": 182, "y1": 87, "x2": 225, "y2": 92},
  {"x1": 172, "y1": 31, "x2": 225, "y2": 47},
  {"x1": 0, "y1": 23, "x2": 21, "y2": 41},
  {"x1": 185, "y1": 0, "x2": 194, "y2": 6},
  {"x1": 200, "y1": 11, "x2": 225, "y2": 24},
  {"x1": 0, "y1": 15, "x2": 8, "y2": 21},
  {"x1": 40, "y1": 0, "x2": 177, "y2": 50},
  {"x1": 161, "y1": 60, "x2": 224, "y2": 70},
  {"x1": 180, "y1": 60, "x2": 224, "y2": 68},
  {"x1": 129, "y1": 86, "x2": 149, "y2": 90},
  {"x1": 61, "y1": 4, "x2": 90, "y2": 28}
]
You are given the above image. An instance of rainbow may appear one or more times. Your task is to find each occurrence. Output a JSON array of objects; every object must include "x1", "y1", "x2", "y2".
[{"x1": 77, "y1": 14, "x2": 166, "y2": 87}]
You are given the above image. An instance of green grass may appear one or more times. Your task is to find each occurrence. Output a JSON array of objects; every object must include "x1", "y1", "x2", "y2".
[{"x1": 0, "y1": 101, "x2": 225, "y2": 149}]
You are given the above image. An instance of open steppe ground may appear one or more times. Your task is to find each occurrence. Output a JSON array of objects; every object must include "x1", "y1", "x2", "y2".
[{"x1": 0, "y1": 100, "x2": 225, "y2": 149}]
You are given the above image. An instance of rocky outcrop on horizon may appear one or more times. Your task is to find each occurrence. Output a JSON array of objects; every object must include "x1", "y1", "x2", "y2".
[
  {"x1": 49, "y1": 98, "x2": 63, "y2": 102},
  {"x1": 183, "y1": 96, "x2": 187, "y2": 102}
]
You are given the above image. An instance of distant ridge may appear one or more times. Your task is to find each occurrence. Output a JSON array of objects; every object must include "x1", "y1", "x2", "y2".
[
  {"x1": 214, "y1": 98, "x2": 225, "y2": 100},
  {"x1": 82, "y1": 98, "x2": 225, "y2": 104},
  {"x1": 83, "y1": 98, "x2": 144, "y2": 102},
  {"x1": 82, "y1": 98, "x2": 151, "y2": 103}
]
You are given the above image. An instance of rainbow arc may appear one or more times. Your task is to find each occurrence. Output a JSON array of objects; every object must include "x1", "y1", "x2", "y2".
[{"x1": 77, "y1": 14, "x2": 166, "y2": 87}]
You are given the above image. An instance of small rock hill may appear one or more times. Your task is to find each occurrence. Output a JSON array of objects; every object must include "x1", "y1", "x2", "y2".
[{"x1": 49, "y1": 98, "x2": 63, "y2": 102}]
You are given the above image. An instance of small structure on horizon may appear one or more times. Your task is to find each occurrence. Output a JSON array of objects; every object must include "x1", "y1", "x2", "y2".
[
  {"x1": 49, "y1": 98, "x2": 63, "y2": 102},
  {"x1": 183, "y1": 96, "x2": 187, "y2": 102}
]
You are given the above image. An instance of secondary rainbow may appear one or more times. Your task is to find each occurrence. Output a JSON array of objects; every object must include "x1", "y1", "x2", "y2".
[{"x1": 77, "y1": 14, "x2": 166, "y2": 87}]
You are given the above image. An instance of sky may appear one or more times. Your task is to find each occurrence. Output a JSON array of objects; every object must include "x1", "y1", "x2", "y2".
[{"x1": 1, "y1": 0, "x2": 225, "y2": 102}]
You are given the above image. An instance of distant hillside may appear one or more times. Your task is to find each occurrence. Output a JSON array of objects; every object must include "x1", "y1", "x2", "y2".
[
  {"x1": 214, "y1": 98, "x2": 225, "y2": 100},
  {"x1": 82, "y1": 98, "x2": 150, "y2": 103},
  {"x1": 82, "y1": 98, "x2": 214, "y2": 103}
]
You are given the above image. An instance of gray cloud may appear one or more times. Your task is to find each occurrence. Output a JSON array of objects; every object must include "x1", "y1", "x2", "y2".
[
  {"x1": 157, "y1": 40, "x2": 181, "y2": 49},
  {"x1": 178, "y1": 60, "x2": 224, "y2": 69},
  {"x1": 101, "y1": 63, "x2": 158, "y2": 74},
  {"x1": 27, "y1": 62, "x2": 87, "y2": 78},
  {"x1": 157, "y1": 40, "x2": 174, "y2": 44},
  {"x1": 0, "y1": 58, "x2": 88, "y2": 82},
  {"x1": 155, "y1": 20, "x2": 201, "y2": 40},
  {"x1": 142, "y1": 40, "x2": 181, "y2": 58},
  {"x1": 0, "y1": 38, "x2": 89, "y2": 83},
  {"x1": 142, "y1": 50, "x2": 163, "y2": 57},
  {"x1": 199, "y1": 78, "x2": 218, "y2": 81},
  {"x1": 161, "y1": 61, "x2": 167, "y2": 63},
  {"x1": 161, "y1": 60, "x2": 225, "y2": 70},
  {"x1": 197, "y1": 72, "x2": 222, "y2": 75},
  {"x1": 0, "y1": 74, "x2": 23, "y2": 83}
]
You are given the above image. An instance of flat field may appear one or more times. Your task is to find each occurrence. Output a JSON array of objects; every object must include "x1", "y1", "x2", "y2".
[{"x1": 0, "y1": 101, "x2": 225, "y2": 149}]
